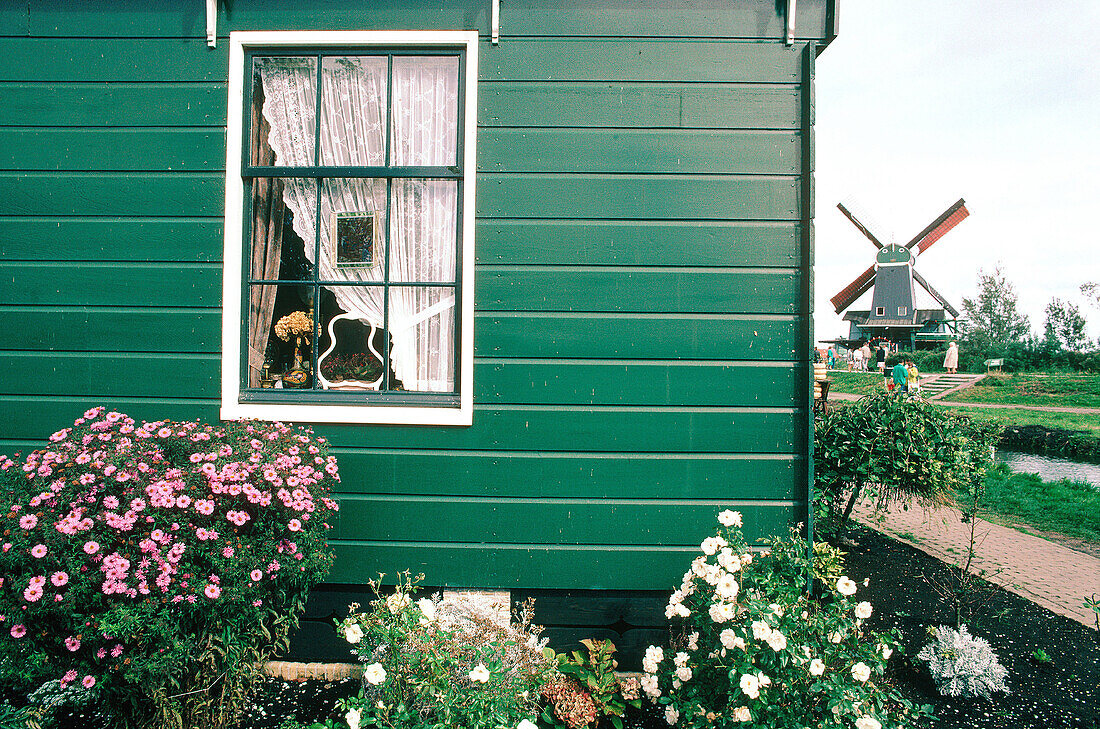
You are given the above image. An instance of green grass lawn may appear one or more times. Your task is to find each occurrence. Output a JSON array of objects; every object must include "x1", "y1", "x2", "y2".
[
  {"x1": 977, "y1": 464, "x2": 1100, "y2": 544},
  {"x1": 946, "y1": 372, "x2": 1100, "y2": 408},
  {"x1": 826, "y1": 370, "x2": 885, "y2": 396}
]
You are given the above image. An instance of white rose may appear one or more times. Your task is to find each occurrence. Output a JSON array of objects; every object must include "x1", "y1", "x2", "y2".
[
  {"x1": 739, "y1": 673, "x2": 759, "y2": 699},
  {"x1": 717, "y1": 548, "x2": 740, "y2": 572},
  {"x1": 385, "y1": 592, "x2": 410, "y2": 614},
  {"x1": 664, "y1": 705, "x2": 680, "y2": 725},
  {"x1": 809, "y1": 658, "x2": 825, "y2": 676},
  {"x1": 517, "y1": 720, "x2": 539, "y2": 729},
  {"x1": 765, "y1": 630, "x2": 787, "y2": 651},
  {"x1": 716, "y1": 574, "x2": 739, "y2": 600},
  {"x1": 757, "y1": 672, "x2": 771, "y2": 687},
  {"x1": 675, "y1": 665, "x2": 692, "y2": 682},
  {"x1": 687, "y1": 632, "x2": 699, "y2": 650},
  {"x1": 854, "y1": 601, "x2": 873, "y2": 619},
  {"x1": 855, "y1": 717, "x2": 882, "y2": 729},
  {"x1": 675, "y1": 603, "x2": 691, "y2": 618},
  {"x1": 828, "y1": 631, "x2": 843, "y2": 644},
  {"x1": 709, "y1": 601, "x2": 734, "y2": 623},
  {"x1": 673, "y1": 651, "x2": 690, "y2": 668},
  {"x1": 417, "y1": 597, "x2": 436, "y2": 623},
  {"x1": 364, "y1": 663, "x2": 387, "y2": 686},
  {"x1": 691, "y1": 556, "x2": 708, "y2": 578},
  {"x1": 342, "y1": 623, "x2": 364, "y2": 645},
  {"x1": 881, "y1": 645, "x2": 894, "y2": 660},
  {"x1": 751, "y1": 620, "x2": 772, "y2": 641},
  {"x1": 719, "y1": 628, "x2": 740, "y2": 650},
  {"x1": 646, "y1": 646, "x2": 665, "y2": 664},
  {"x1": 733, "y1": 706, "x2": 752, "y2": 722},
  {"x1": 701, "y1": 537, "x2": 721, "y2": 555},
  {"x1": 345, "y1": 707, "x2": 362, "y2": 729},
  {"x1": 468, "y1": 663, "x2": 491, "y2": 683},
  {"x1": 836, "y1": 576, "x2": 857, "y2": 596},
  {"x1": 851, "y1": 662, "x2": 871, "y2": 682},
  {"x1": 717, "y1": 509, "x2": 742, "y2": 527},
  {"x1": 641, "y1": 674, "x2": 661, "y2": 698}
]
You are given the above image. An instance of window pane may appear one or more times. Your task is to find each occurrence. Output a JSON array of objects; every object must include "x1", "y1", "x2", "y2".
[
  {"x1": 391, "y1": 56, "x2": 459, "y2": 167},
  {"x1": 387, "y1": 286, "x2": 456, "y2": 393},
  {"x1": 252, "y1": 56, "x2": 318, "y2": 166},
  {"x1": 317, "y1": 311, "x2": 386, "y2": 391},
  {"x1": 389, "y1": 179, "x2": 457, "y2": 283},
  {"x1": 319, "y1": 178, "x2": 388, "y2": 283},
  {"x1": 320, "y1": 56, "x2": 388, "y2": 166},
  {"x1": 250, "y1": 177, "x2": 316, "y2": 283},
  {"x1": 248, "y1": 284, "x2": 317, "y2": 389}
]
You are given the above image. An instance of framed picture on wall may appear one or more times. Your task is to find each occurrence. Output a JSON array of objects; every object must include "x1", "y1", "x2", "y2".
[{"x1": 331, "y1": 211, "x2": 379, "y2": 268}]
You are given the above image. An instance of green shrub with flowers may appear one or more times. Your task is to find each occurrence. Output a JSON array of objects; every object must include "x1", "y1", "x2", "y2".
[
  {"x1": 321, "y1": 572, "x2": 553, "y2": 729},
  {"x1": 0, "y1": 408, "x2": 341, "y2": 729},
  {"x1": 639, "y1": 510, "x2": 932, "y2": 729}
]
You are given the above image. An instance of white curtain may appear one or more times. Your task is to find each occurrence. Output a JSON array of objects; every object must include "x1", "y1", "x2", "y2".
[{"x1": 257, "y1": 55, "x2": 458, "y2": 392}]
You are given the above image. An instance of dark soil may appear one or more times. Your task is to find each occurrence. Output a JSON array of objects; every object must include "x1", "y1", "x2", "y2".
[{"x1": 44, "y1": 527, "x2": 1100, "y2": 728}]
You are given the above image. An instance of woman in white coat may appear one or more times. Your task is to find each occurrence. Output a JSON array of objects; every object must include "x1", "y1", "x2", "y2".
[{"x1": 943, "y1": 341, "x2": 959, "y2": 374}]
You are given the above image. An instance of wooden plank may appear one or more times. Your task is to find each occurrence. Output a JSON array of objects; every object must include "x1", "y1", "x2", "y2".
[
  {"x1": 0, "y1": 262, "x2": 220, "y2": 307},
  {"x1": 479, "y1": 82, "x2": 801, "y2": 130},
  {"x1": 0, "y1": 128, "x2": 225, "y2": 171},
  {"x1": 481, "y1": 39, "x2": 801, "y2": 83},
  {"x1": 476, "y1": 267, "x2": 799, "y2": 314},
  {"x1": 0, "y1": 83, "x2": 227, "y2": 128},
  {"x1": 477, "y1": 174, "x2": 799, "y2": 220},
  {"x1": 19, "y1": 0, "x2": 832, "y2": 41},
  {"x1": 0, "y1": 353, "x2": 219, "y2": 398},
  {"x1": 475, "y1": 220, "x2": 799, "y2": 267},
  {"x1": 0, "y1": 219, "x2": 221, "y2": 262},
  {"x1": 0, "y1": 173, "x2": 224, "y2": 217},
  {"x1": 0, "y1": 397, "x2": 218, "y2": 442},
  {"x1": 332, "y1": 450, "x2": 801, "y2": 500},
  {"x1": 474, "y1": 360, "x2": 800, "y2": 407},
  {"x1": 332, "y1": 497, "x2": 796, "y2": 546},
  {"x1": 0, "y1": 307, "x2": 219, "y2": 353},
  {"x1": 312, "y1": 407, "x2": 804, "y2": 453},
  {"x1": 478, "y1": 128, "x2": 799, "y2": 174},
  {"x1": 475, "y1": 314, "x2": 799, "y2": 360},
  {"x1": 0, "y1": 38, "x2": 227, "y2": 83},
  {"x1": 326, "y1": 539, "x2": 799, "y2": 590}
]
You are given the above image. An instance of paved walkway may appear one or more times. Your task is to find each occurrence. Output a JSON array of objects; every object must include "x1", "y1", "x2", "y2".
[{"x1": 853, "y1": 500, "x2": 1100, "y2": 627}]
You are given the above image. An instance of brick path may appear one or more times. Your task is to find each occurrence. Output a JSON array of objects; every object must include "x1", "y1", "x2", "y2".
[{"x1": 854, "y1": 500, "x2": 1100, "y2": 627}]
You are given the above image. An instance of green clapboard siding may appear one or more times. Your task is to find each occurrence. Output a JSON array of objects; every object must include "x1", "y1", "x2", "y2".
[
  {"x1": 332, "y1": 498, "x2": 798, "y2": 546},
  {"x1": 479, "y1": 82, "x2": 801, "y2": 130},
  {"x1": 476, "y1": 268, "x2": 799, "y2": 314},
  {"x1": 0, "y1": 219, "x2": 222, "y2": 262},
  {"x1": 478, "y1": 129, "x2": 800, "y2": 174},
  {"x1": 475, "y1": 314, "x2": 799, "y2": 360},
  {"x1": 0, "y1": 83, "x2": 227, "y2": 128},
  {"x1": 0, "y1": 2, "x2": 821, "y2": 591},
  {"x1": 331, "y1": 451, "x2": 801, "y2": 500},
  {"x1": 475, "y1": 221, "x2": 799, "y2": 267},
  {"x1": 0, "y1": 129, "x2": 225, "y2": 171}
]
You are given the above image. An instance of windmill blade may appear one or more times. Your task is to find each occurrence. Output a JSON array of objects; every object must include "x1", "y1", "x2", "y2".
[
  {"x1": 913, "y1": 269, "x2": 960, "y2": 318},
  {"x1": 830, "y1": 265, "x2": 876, "y2": 314},
  {"x1": 837, "y1": 202, "x2": 885, "y2": 248},
  {"x1": 905, "y1": 198, "x2": 969, "y2": 254}
]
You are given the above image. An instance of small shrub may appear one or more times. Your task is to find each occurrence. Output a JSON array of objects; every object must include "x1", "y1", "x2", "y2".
[
  {"x1": 544, "y1": 639, "x2": 640, "y2": 729},
  {"x1": 640, "y1": 510, "x2": 930, "y2": 728},
  {"x1": 917, "y1": 624, "x2": 1009, "y2": 699},
  {"x1": 0, "y1": 408, "x2": 340, "y2": 728},
  {"x1": 328, "y1": 572, "x2": 552, "y2": 729}
]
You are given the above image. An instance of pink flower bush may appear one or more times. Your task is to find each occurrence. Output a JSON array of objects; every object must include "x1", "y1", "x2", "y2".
[{"x1": 0, "y1": 408, "x2": 340, "y2": 726}]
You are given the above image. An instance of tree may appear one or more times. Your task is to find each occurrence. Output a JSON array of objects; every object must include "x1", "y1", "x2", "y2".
[
  {"x1": 1082, "y1": 282, "x2": 1100, "y2": 310},
  {"x1": 1043, "y1": 298, "x2": 1088, "y2": 352},
  {"x1": 959, "y1": 266, "x2": 1031, "y2": 353}
]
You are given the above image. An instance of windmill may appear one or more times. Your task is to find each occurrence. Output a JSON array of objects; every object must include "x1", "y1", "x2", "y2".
[{"x1": 829, "y1": 198, "x2": 969, "y2": 351}]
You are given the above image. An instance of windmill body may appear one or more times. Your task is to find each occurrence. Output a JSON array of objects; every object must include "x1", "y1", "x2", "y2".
[{"x1": 828, "y1": 199, "x2": 969, "y2": 351}]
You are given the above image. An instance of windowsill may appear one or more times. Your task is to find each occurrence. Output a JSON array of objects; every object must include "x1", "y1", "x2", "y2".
[{"x1": 220, "y1": 400, "x2": 472, "y2": 426}]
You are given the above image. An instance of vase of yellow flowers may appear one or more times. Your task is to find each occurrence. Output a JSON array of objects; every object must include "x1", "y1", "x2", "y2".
[{"x1": 274, "y1": 310, "x2": 314, "y2": 388}]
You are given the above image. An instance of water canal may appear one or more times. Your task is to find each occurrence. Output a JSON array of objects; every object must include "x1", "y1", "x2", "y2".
[{"x1": 994, "y1": 450, "x2": 1100, "y2": 489}]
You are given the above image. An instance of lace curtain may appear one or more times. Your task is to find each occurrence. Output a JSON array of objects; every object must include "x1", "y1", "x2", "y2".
[{"x1": 257, "y1": 55, "x2": 458, "y2": 392}]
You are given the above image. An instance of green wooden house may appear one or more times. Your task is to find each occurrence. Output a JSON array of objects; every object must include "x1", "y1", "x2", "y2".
[{"x1": 0, "y1": 0, "x2": 835, "y2": 661}]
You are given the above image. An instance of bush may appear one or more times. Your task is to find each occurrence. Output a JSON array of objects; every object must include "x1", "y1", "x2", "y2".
[
  {"x1": 326, "y1": 573, "x2": 552, "y2": 729},
  {"x1": 0, "y1": 408, "x2": 340, "y2": 728},
  {"x1": 917, "y1": 625, "x2": 1009, "y2": 699},
  {"x1": 639, "y1": 511, "x2": 930, "y2": 729}
]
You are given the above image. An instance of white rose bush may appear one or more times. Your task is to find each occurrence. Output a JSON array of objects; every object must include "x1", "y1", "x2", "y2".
[{"x1": 640, "y1": 511, "x2": 931, "y2": 728}]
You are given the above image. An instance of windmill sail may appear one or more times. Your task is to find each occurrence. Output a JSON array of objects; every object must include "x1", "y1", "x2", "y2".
[
  {"x1": 913, "y1": 269, "x2": 959, "y2": 318},
  {"x1": 830, "y1": 264, "x2": 876, "y2": 314},
  {"x1": 906, "y1": 198, "x2": 969, "y2": 254}
]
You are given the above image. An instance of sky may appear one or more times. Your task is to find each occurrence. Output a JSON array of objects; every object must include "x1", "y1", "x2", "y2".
[{"x1": 813, "y1": 1, "x2": 1100, "y2": 345}]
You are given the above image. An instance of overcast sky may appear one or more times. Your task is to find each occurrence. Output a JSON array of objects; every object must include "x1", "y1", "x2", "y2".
[{"x1": 813, "y1": 1, "x2": 1099, "y2": 344}]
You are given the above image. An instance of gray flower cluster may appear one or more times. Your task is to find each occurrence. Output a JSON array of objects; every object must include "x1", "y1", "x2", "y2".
[{"x1": 917, "y1": 624, "x2": 1009, "y2": 699}]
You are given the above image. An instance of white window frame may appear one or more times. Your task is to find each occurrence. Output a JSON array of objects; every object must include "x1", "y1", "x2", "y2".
[
  {"x1": 220, "y1": 30, "x2": 478, "y2": 426},
  {"x1": 875, "y1": 306, "x2": 885, "y2": 316}
]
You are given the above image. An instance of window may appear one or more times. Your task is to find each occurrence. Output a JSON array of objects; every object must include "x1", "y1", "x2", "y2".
[
  {"x1": 898, "y1": 306, "x2": 907, "y2": 316},
  {"x1": 221, "y1": 31, "x2": 477, "y2": 425},
  {"x1": 875, "y1": 306, "x2": 885, "y2": 316}
]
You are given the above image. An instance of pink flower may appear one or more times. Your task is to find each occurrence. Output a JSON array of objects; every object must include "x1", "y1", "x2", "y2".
[
  {"x1": 10, "y1": 624, "x2": 26, "y2": 638},
  {"x1": 82, "y1": 675, "x2": 96, "y2": 689},
  {"x1": 195, "y1": 500, "x2": 214, "y2": 515},
  {"x1": 31, "y1": 544, "x2": 47, "y2": 558},
  {"x1": 176, "y1": 494, "x2": 192, "y2": 509},
  {"x1": 250, "y1": 570, "x2": 263, "y2": 582},
  {"x1": 110, "y1": 644, "x2": 123, "y2": 658},
  {"x1": 204, "y1": 584, "x2": 221, "y2": 599},
  {"x1": 287, "y1": 519, "x2": 302, "y2": 532},
  {"x1": 103, "y1": 496, "x2": 120, "y2": 510},
  {"x1": 83, "y1": 541, "x2": 100, "y2": 554},
  {"x1": 62, "y1": 669, "x2": 78, "y2": 684},
  {"x1": 51, "y1": 571, "x2": 69, "y2": 587},
  {"x1": 65, "y1": 636, "x2": 81, "y2": 651},
  {"x1": 222, "y1": 547, "x2": 234, "y2": 558},
  {"x1": 23, "y1": 585, "x2": 43, "y2": 603},
  {"x1": 19, "y1": 514, "x2": 37, "y2": 529}
]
